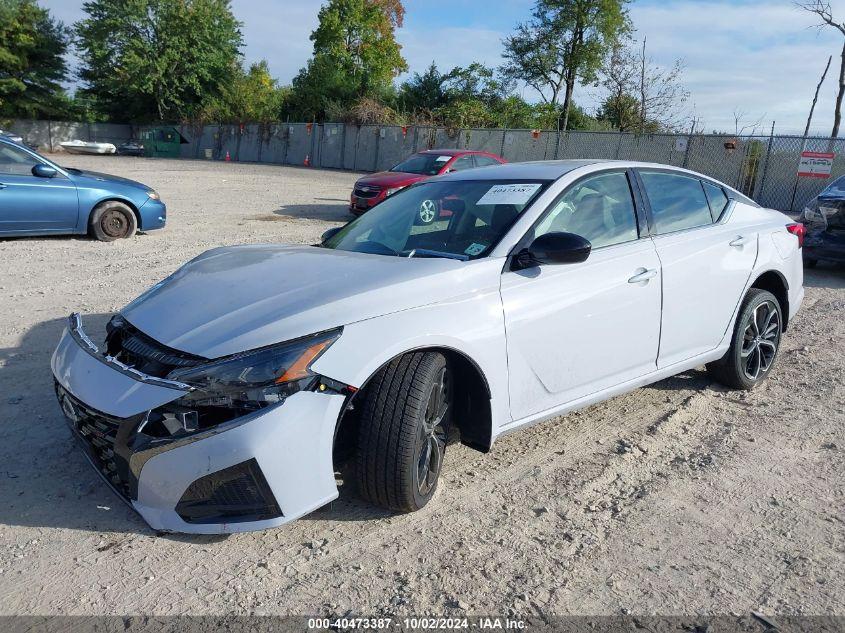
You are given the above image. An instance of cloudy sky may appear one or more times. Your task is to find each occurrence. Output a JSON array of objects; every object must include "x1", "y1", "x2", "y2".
[{"x1": 46, "y1": 0, "x2": 845, "y2": 135}]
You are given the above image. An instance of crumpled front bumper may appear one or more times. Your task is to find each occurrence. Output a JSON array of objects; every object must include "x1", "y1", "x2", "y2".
[{"x1": 51, "y1": 315, "x2": 345, "y2": 534}]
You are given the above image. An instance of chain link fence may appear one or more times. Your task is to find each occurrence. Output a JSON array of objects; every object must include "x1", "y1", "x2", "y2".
[{"x1": 9, "y1": 118, "x2": 845, "y2": 212}]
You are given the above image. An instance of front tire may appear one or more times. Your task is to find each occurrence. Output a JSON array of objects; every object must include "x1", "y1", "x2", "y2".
[
  {"x1": 707, "y1": 288, "x2": 782, "y2": 390},
  {"x1": 90, "y1": 201, "x2": 137, "y2": 241},
  {"x1": 355, "y1": 351, "x2": 452, "y2": 512}
]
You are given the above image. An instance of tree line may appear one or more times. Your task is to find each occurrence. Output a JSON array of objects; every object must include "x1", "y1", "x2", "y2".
[{"x1": 2, "y1": 0, "x2": 843, "y2": 136}]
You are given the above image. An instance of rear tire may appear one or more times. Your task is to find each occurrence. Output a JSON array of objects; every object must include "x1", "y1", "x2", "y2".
[
  {"x1": 706, "y1": 288, "x2": 782, "y2": 390},
  {"x1": 90, "y1": 201, "x2": 137, "y2": 241},
  {"x1": 355, "y1": 351, "x2": 452, "y2": 512}
]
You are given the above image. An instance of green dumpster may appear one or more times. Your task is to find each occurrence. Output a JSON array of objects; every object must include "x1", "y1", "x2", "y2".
[{"x1": 141, "y1": 126, "x2": 188, "y2": 158}]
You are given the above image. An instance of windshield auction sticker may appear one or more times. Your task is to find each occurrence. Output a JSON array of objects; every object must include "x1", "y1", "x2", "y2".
[{"x1": 477, "y1": 183, "x2": 541, "y2": 206}]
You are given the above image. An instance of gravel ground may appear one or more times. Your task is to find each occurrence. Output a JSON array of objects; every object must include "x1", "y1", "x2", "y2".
[{"x1": 0, "y1": 155, "x2": 842, "y2": 617}]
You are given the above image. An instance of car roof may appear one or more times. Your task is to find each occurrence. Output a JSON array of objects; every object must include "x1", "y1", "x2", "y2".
[
  {"x1": 437, "y1": 159, "x2": 601, "y2": 180},
  {"x1": 418, "y1": 149, "x2": 489, "y2": 156},
  {"x1": 437, "y1": 158, "x2": 755, "y2": 193}
]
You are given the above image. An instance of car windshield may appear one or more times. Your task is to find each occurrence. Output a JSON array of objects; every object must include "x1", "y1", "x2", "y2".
[
  {"x1": 390, "y1": 153, "x2": 454, "y2": 175},
  {"x1": 323, "y1": 179, "x2": 549, "y2": 260}
]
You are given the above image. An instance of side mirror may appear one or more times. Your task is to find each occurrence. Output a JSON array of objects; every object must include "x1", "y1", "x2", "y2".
[
  {"x1": 513, "y1": 232, "x2": 591, "y2": 270},
  {"x1": 32, "y1": 164, "x2": 57, "y2": 178},
  {"x1": 321, "y1": 226, "x2": 343, "y2": 244}
]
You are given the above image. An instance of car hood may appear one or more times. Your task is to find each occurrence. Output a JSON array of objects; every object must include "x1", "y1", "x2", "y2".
[
  {"x1": 356, "y1": 171, "x2": 428, "y2": 188},
  {"x1": 121, "y1": 244, "x2": 490, "y2": 358},
  {"x1": 66, "y1": 168, "x2": 149, "y2": 190}
]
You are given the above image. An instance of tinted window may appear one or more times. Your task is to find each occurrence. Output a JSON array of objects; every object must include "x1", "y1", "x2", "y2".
[
  {"x1": 640, "y1": 171, "x2": 713, "y2": 234},
  {"x1": 0, "y1": 143, "x2": 39, "y2": 176},
  {"x1": 475, "y1": 155, "x2": 500, "y2": 167},
  {"x1": 702, "y1": 181, "x2": 729, "y2": 221},
  {"x1": 534, "y1": 172, "x2": 638, "y2": 248},
  {"x1": 450, "y1": 155, "x2": 476, "y2": 171}
]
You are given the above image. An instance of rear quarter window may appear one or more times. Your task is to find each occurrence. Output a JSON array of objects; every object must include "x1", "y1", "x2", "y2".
[{"x1": 702, "y1": 181, "x2": 729, "y2": 221}]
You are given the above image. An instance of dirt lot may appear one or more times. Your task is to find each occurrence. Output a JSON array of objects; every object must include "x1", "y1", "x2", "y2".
[{"x1": 0, "y1": 155, "x2": 842, "y2": 617}]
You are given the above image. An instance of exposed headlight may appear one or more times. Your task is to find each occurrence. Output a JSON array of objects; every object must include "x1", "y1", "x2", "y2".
[
  {"x1": 385, "y1": 186, "x2": 406, "y2": 197},
  {"x1": 147, "y1": 190, "x2": 160, "y2": 200},
  {"x1": 140, "y1": 329, "x2": 341, "y2": 438}
]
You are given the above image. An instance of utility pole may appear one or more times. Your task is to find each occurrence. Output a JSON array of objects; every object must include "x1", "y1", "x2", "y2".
[{"x1": 639, "y1": 37, "x2": 647, "y2": 135}]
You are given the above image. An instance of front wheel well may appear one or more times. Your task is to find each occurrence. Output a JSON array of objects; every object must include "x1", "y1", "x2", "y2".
[
  {"x1": 88, "y1": 198, "x2": 141, "y2": 230},
  {"x1": 332, "y1": 347, "x2": 493, "y2": 471},
  {"x1": 750, "y1": 270, "x2": 789, "y2": 330}
]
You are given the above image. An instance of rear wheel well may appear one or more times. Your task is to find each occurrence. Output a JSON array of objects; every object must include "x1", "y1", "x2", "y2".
[
  {"x1": 332, "y1": 347, "x2": 493, "y2": 471},
  {"x1": 750, "y1": 270, "x2": 789, "y2": 330}
]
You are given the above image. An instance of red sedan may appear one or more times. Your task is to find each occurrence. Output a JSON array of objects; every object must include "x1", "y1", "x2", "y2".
[{"x1": 349, "y1": 149, "x2": 506, "y2": 215}]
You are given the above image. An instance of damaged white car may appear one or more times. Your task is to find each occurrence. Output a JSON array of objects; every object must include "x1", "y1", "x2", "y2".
[{"x1": 52, "y1": 160, "x2": 804, "y2": 534}]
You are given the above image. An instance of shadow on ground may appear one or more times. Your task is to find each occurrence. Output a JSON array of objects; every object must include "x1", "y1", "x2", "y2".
[
  {"x1": 271, "y1": 201, "x2": 353, "y2": 222},
  {"x1": 804, "y1": 264, "x2": 845, "y2": 289}
]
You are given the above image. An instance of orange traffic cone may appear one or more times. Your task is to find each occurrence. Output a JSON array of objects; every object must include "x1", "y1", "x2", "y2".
[
  {"x1": 225, "y1": 150, "x2": 231, "y2": 162},
  {"x1": 304, "y1": 154, "x2": 310, "y2": 167}
]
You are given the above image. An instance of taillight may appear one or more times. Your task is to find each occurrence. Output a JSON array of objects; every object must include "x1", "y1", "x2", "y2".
[{"x1": 786, "y1": 222, "x2": 805, "y2": 248}]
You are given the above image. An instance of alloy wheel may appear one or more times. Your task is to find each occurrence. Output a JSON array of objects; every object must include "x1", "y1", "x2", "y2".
[
  {"x1": 419, "y1": 199, "x2": 437, "y2": 224},
  {"x1": 740, "y1": 300, "x2": 780, "y2": 381},
  {"x1": 417, "y1": 365, "x2": 449, "y2": 496}
]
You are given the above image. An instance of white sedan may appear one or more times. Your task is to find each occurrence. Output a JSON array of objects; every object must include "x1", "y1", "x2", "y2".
[{"x1": 51, "y1": 160, "x2": 804, "y2": 533}]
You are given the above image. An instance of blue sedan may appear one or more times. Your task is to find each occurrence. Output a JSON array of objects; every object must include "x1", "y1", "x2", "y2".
[{"x1": 0, "y1": 136, "x2": 166, "y2": 241}]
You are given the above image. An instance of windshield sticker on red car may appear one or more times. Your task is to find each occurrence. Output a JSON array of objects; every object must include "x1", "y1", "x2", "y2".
[
  {"x1": 435, "y1": 155, "x2": 451, "y2": 162},
  {"x1": 477, "y1": 183, "x2": 542, "y2": 206},
  {"x1": 464, "y1": 243, "x2": 487, "y2": 256}
]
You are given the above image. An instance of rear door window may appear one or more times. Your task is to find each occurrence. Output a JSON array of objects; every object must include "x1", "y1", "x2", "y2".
[
  {"x1": 475, "y1": 155, "x2": 500, "y2": 167},
  {"x1": 449, "y1": 155, "x2": 476, "y2": 172},
  {"x1": 639, "y1": 171, "x2": 714, "y2": 235}
]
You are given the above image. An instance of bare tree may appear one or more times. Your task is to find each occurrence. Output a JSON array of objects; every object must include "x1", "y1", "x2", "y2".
[
  {"x1": 805, "y1": 54, "x2": 833, "y2": 136},
  {"x1": 635, "y1": 38, "x2": 689, "y2": 133},
  {"x1": 797, "y1": 1, "x2": 845, "y2": 136},
  {"x1": 732, "y1": 108, "x2": 765, "y2": 136},
  {"x1": 597, "y1": 42, "x2": 640, "y2": 130},
  {"x1": 597, "y1": 37, "x2": 688, "y2": 133}
]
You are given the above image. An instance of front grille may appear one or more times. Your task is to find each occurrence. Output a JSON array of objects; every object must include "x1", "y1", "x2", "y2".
[
  {"x1": 105, "y1": 316, "x2": 205, "y2": 378},
  {"x1": 353, "y1": 186, "x2": 381, "y2": 199},
  {"x1": 59, "y1": 387, "x2": 138, "y2": 500},
  {"x1": 175, "y1": 459, "x2": 283, "y2": 524}
]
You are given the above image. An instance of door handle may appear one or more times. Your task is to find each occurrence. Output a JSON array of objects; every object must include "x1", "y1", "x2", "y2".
[
  {"x1": 729, "y1": 236, "x2": 749, "y2": 248},
  {"x1": 0, "y1": 183, "x2": 7, "y2": 189},
  {"x1": 628, "y1": 268, "x2": 658, "y2": 284}
]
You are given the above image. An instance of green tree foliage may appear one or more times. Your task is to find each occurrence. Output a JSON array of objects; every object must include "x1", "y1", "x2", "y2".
[
  {"x1": 0, "y1": 0, "x2": 72, "y2": 118},
  {"x1": 395, "y1": 61, "x2": 601, "y2": 130},
  {"x1": 289, "y1": 0, "x2": 407, "y2": 120},
  {"x1": 502, "y1": 0, "x2": 630, "y2": 131},
  {"x1": 596, "y1": 92, "x2": 641, "y2": 131},
  {"x1": 202, "y1": 60, "x2": 289, "y2": 123},
  {"x1": 75, "y1": 0, "x2": 243, "y2": 122}
]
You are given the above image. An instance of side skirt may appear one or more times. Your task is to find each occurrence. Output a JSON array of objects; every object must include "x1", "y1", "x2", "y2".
[{"x1": 493, "y1": 346, "x2": 728, "y2": 442}]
